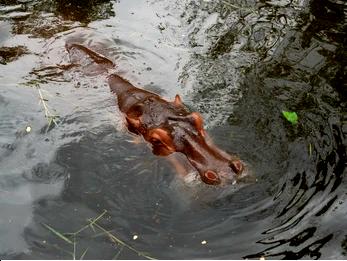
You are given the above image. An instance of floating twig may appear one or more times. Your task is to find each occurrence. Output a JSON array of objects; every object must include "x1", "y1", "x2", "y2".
[
  {"x1": 42, "y1": 223, "x2": 73, "y2": 244},
  {"x1": 43, "y1": 210, "x2": 155, "y2": 260},
  {"x1": 79, "y1": 248, "x2": 89, "y2": 260},
  {"x1": 92, "y1": 222, "x2": 155, "y2": 260}
]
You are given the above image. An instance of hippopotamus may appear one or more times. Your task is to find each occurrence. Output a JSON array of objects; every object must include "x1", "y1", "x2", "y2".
[{"x1": 65, "y1": 42, "x2": 248, "y2": 186}]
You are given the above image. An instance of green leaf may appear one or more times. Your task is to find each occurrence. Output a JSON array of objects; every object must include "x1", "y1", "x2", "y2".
[{"x1": 282, "y1": 111, "x2": 298, "y2": 125}]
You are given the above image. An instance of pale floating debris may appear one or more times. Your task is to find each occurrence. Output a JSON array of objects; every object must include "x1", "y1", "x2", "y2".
[
  {"x1": 201, "y1": 240, "x2": 207, "y2": 245},
  {"x1": 0, "y1": 4, "x2": 23, "y2": 13},
  {"x1": 0, "y1": 11, "x2": 31, "y2": 19},
  {"x1": 260, "y1": 257, "x2": 265, "y2": 260},
  {"x1": 25, "y1": 126, "x2": 32, "y2": 133},
  {"x1": 133, "y1": 235, "x2": 138, "y2": 240}
]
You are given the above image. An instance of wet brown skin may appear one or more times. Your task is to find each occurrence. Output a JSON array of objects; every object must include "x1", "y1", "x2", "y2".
[{"x1": 66, "y1": 42, "x2": 246, "y2": 186}]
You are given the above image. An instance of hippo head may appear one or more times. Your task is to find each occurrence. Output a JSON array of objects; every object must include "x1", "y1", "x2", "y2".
[{"x1": 144, "y1": 96, "x2": 247, "y2": 186}]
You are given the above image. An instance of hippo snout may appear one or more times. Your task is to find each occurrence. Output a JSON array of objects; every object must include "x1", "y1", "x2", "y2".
[{"x1": 198, "y1": 159, "x2": 246, "y2": 186}]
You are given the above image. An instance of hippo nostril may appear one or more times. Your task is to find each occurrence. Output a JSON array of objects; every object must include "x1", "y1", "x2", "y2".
[
  {"x1": 229, "y1": 160, "x2": 244, "y2": 175},
  {"x1": 201, "y1": 170, "x2": 221, "y2": 185},
  {"x1": 205, "y1": 170, "x2": 218, "y2": 180}
]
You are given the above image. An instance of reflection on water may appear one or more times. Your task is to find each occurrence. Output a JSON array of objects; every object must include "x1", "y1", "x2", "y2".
[{"x1": 0, "y1": 0, "x2": 346, "y2": 259}]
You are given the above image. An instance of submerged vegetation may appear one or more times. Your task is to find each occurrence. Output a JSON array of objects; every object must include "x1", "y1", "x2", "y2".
[{"x1": 43, "y1": 210, "x2": 155, "y2": 260}]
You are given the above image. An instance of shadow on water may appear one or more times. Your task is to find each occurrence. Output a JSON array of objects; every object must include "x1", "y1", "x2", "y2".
[{"x1": 0, "y1": 0, "x2": 346, "y2": 259}]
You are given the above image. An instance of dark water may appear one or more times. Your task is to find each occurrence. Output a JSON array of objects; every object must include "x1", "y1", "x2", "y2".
[{"x1": 1, "y1": 0, "x2": 346, "y2": 259}]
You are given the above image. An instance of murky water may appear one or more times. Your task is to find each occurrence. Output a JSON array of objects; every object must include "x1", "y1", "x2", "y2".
[{"x1": 1, "y1": 0, "x2": 346, "y2": 259}]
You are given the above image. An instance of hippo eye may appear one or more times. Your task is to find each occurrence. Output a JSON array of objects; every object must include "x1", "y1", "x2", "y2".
[
  {"x1": 229, "y1": 160, "x2": 244, "y2": 175},
  {"x1": 202, "y1": 170, "x2": 221, "y2": 185},
  {"x1": 148, "y1": 128, "x2": 175, "y2": 154},
  {"x1": 150, "y1": 138, "x2": 162, "y2": 146}
]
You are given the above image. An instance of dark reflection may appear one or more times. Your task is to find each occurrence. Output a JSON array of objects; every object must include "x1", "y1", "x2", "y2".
[
  {"x1": 0, "y1": 0, "x2": 115, "y2": 39},
  {"x1": 0, "y1": 46, "x2": 28, "y2": 64},
  {"x1": 236, "y1": 0, "x2": 346, "y2": 257},
  {"x1": 245, "y1": 233, "x2": 333, "y2": 259},
  {"x1": 276, "y1": 171, "x2": 308, "y2": 217},
  {"x1": 0, "y1": 0, "x2": 17, "y2": 4},
  {"x1": 342, "y1": 235, "x2": 347, "y2": 256},
  {"x1": 54, "y1": 0, "x2": 114, "y2": 22},
  {"x1": 178, "y1": 0, "x2": 305, "y2": 125},
  {"x1": 315, "y1": 195, "x2": 337, "y2": 216},
  {"x1": 302, "y1": 0, "x2": 346, "y2": 47},
  {"x1": 209, "y1": 30, "x2": 236, "y2": 58},
  {"x1": 23, "y1": 162, "x2": 67, "y2": 183},
  {"x1": 9, "y1": 0, "x2": 115, "y2": 23}
]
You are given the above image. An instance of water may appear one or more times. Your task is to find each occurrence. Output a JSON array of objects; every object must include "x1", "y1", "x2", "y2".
[{"x1": 0, "y1": 0, "x2": 346, "y2": 259}]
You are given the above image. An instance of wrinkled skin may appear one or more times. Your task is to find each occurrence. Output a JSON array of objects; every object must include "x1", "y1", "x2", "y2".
[{"x1": 66, "y1": 42, "x2": 248, "y2": 186}]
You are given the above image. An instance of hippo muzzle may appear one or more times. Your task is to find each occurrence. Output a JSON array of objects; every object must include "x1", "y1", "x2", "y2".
[{"x1": 168, "y1": 123, "x2": 245, "y2": 186}]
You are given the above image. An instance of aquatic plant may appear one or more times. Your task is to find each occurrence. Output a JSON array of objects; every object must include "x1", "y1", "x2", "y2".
[{"x1": 43, "y1": 210, "x2": 155, "y2": 260}]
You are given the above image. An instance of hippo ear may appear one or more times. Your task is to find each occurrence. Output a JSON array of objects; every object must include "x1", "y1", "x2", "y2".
[
  {"x1": 190, "y1": 112, "x2": 205, "y2": 137},
  {"x1": 174, "y1": 94, "x2": 183, "y2": 107}
]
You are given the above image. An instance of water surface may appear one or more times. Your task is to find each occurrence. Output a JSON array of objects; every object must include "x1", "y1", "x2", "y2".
[{"x1": 0, "y1": 0, "x2": 346, "y2": 259}]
